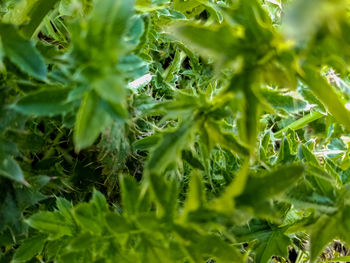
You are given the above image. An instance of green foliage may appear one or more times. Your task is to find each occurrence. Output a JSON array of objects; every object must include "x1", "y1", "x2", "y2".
[
  {"x1": 0, "y1": 23, "x2": 47, "y2": 80},
  {"x1": 2, "y1": 0, "x2": 350, "y2": 262}
]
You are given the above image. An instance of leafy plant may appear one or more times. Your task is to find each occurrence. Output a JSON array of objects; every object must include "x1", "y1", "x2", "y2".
[{"x1": 2, "y1": 0, "x2": 350, "y2": 262}]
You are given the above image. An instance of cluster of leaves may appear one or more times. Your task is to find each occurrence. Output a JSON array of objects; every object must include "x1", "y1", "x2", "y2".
[{"x1": 2, "y1": 0, "x2": 350, "y2": 262}]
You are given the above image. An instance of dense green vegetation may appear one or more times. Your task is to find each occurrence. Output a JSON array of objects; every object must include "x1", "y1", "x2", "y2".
[{"x1": 1, "y1": 0, "x2": 350, "y2": 262}]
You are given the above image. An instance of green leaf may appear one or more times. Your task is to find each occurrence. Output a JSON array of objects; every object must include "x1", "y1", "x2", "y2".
[
  {"x1": 231, "y1": 220, "x2": 291, "y2": 263},
  {"x1": 236, "y1": 164, "x2": 305, "y2": 206},
  {"x1": 298, "y1": 84, "x2": 326, "y2": 112},
  {"x1": 91, "y1": 0, "x2": 134, "y2": 43},
  {"x1": 74, "y1": 91, "x2": 112, "y2": 150},
  {"x1": 120, "y1": 175, "x2": 142, "y2": 216},
  {"x1": 274, "y1": 111, "x2": 324, "y2": 138},
  {"x1": 12, "y1": 235, "x2": 47, "y2": 263},
  {"x1": 69, "y1": 191, "x2": 107, "y2": 235},
  {"x1": 68, "y1": 232, "x2": 94, "y2": 251},
  {"x1": 277, "y1": 136, "x2": 295, "y2": 164},
  {"x1": 327, "y1": 256, "x2": 350, "y2": 262},
  {"x1": 183, "y1": 171, "x2": 205, "y2": 218},
  {"x1": 22, "y1": 0, "x2": 60, "y2": 38},
  {"x1": 0, "y1": 23, "x2": 47, "y2": 80},
  {"x1": 105, "y1": 213, "x2": 133, "y2": 234},
  {"x1": 126, "y1": 16, "x2": 145, "y2": 46},
  {"x1": 133, "y1": 134, "x2": 161, "y2": 151},
  {"x1": 303, "y1": 65, "x2": 350, "y2": 131},
  {"x1": 212, "y1": 160, "x2": 249, "y2": 213},
  {"x1": 173, "y1": 225, "x2": 244, "y2": 263},
  {"x1": 310, "y1": 215, "x2": 338, "y2": 262},
  {"x1": 56, "y1": 198, "x2": 74, "y2": 224},
  {"x1": 0, "y1": 155, "x2": 27, "y2": 185},
  {"x1": 163, "y1": 49, "x2": 185, "y2": 83},
  {"x1": 0, "y1": 193, "x2": 22, "y2": 233},
  {"x1": 26, "y1": 211, "x2": 74, "y2": 240},
  {"x1": 91, "y1": 189, "x2": 109, "y2": 213},
  {"x1": 93, "y1": 76, "x2": 126, "y2": 105},
  {"x1": 259, "y1": 88, "x2": 307, "y2": 112},
  {"x1": 71, "y1": 0, "x2": 134, "y2": 61},
  {"x1": 5, "y1": 0, "x2": 60, "y2": 39},
  {"x1": 173, "y1": 0, "x2": 201, "y2": 13},
  {"x1": 146, "y1": 119, "x2": 194, "y2": 174},
  {"x1": 73, "y1": 203, "x2": 104, "y2": 234},
  {"x1": 14, "y1": 87, "x2": 74, "y2": 116},
  {"x1": 255, "y1": 230, "x2": 291, "y2": 263},
  {"x1": 15, "y1": 183, "x2": 47, "y2": 210},
  {"x1": 298, "y1": 144, "x2": 319, "y2": 166},
  {"x1": 205, "y1": 120, "x2": 250, "y2": 157},
  {"x1": 181, "y1": 150, "x2": 204, "y2": 170},
  {"x1": 168, "y1": 23, "x2": 240, "y2": 60},
  {"x1": 234, "y1": 86, "x2": 261, "y2": 148},
  {"x1": 148, "y1": 173, "x2": 179, "y2": 218}
]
